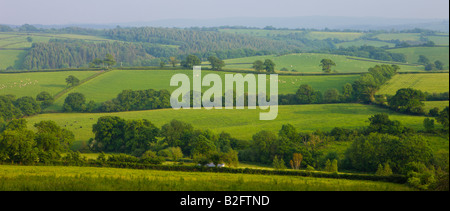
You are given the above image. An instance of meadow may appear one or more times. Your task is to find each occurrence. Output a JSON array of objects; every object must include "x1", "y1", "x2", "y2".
[
  {"x1": 47, "y1": 69, "x2": 360, "y2": 110},
  {"x1": 0, "y1": 70, "x2": 101, "y2": 97},
  {"x1": 221, "y1": 53, "x2": 423, "y2": 73},
  {"x1": 335, "y1": 40, "x2": 396, "y2": 48},
  {"x1": 423, "y1": 101, "x2": 450, "y2": 112},
  {"x1": 374, "y1": 33, "x2": 423, "y2": 42},
  {"x1": 26, "y1": 104, "x2": 431, "y2": 149},
  {"x1": 387, "y1": 47, "x2": 449, "y2": 68},
  {"x1": 378, "y1": 73, "x2": 450, "y2": 95},
  {"x1": 0, "y1": 165, "x2": 415, "y2": 191}
]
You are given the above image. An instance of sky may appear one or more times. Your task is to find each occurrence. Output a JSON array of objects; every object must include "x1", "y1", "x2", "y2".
[{"x1": 0, "y1": 0, "x2": 448, "y2": 25}]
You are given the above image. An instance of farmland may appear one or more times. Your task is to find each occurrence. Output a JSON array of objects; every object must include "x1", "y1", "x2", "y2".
[
  {"x1": 0, "y1": 70, "x2": 101, "y2": 97},
  {"x1": 0, "y1": 25, "x2": 449, "y2": 193},
  {"x1": 26, "y1": 104, "x2": 431, "y2": 149},
  {"x1": 46, "y1": 69, "x2": 360, "y2": 111},
  {"x1": 0, "y1": 165, "x2": 415, "y2": 191},
  {"x1": 220, "y1": 53, "x2": 423, "y2": 73},
  {"x1": 378, "y1": 73, "x2": 449, "y2": 95},
  {"x1": 387, "y1": 47, "x2": 450, "y2": 68}
]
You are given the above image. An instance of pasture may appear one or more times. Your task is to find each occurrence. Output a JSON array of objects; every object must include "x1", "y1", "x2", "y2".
[
  {"x1": 0, "y1": 165, "x2": 415, "y2": 191},
  {"x1": 0, "y1": 70, "x2": 100, "y2": 98},
  {"x1": 221, "y1": 53, "x2": 423, "y2": 73},
  {"x1": 26, "y1": 104, "x2": 430, "y2": 149},
  {"x1": 387, "y1": 47, "x2": 449, "y2": 68},
  {"x1": 47, "y1": 69, "x2": 360, "y2": 110},
  {"x1": 378, "y1": 73, "x2": 449, "y2": 95}
]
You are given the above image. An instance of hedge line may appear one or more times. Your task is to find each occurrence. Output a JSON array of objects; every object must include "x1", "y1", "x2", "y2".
[{"x1": 47, "y1": 160, "x2": 406, "y2": 184}]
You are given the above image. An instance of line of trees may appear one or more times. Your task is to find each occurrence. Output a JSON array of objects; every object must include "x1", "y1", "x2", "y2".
[
  {"x1": 0, "y1": 94, "x2": 44, "y2": 124},
  {"x1": 22, "y1": 39, "x2": 154, "y2": 70},
  {"x1": 89, "y1": 118, "x2": 240, "y2": 167},
  {"x1": 104, "y1": 27, "x2": 298, "y2": 55},
  {"x1": 0, "y1": 119, "x2": 74, "y2": 164},
  {"x1": 278, "y1": 64, "x2": 399, "y2": 105}
]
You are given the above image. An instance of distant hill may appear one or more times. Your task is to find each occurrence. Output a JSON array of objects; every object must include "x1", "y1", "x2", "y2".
[{"x1": 3, "y1": 16, "x2": 448, "y2": 32}]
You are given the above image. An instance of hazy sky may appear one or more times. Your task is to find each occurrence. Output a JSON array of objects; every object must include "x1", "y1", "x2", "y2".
[{"x1": 0, "y1": 0, "x2": 448, "y2": 25}]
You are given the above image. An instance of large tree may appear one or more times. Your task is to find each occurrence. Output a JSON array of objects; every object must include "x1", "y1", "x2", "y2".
[
  {"x1": 388, "y1": 88, "x2": 426, "y2": 113},
  {"x1": 320, "y1": 59, "x2": 336, "y2": 73},
  {"x1": 264, "y1": 59, "x2": 276, "y2": 73},
  {"x1": 65, "y1": 75, "x2": 80, "y2": 87},
  {"x1": 208, "y1": 56, "x2": 225, "y2": 71},
  {"x1": 63, "y1": 93, "x2": 86, "y2": 112},
  {"x1": 252, "y1": 60, "x2": 264, "y2": 72},
  {"x1": 181, "y1": 55, "x2": 201, "y2": 69},
  {"x1": 296, "y1": 84, "x2": 322, "y2": 104}
]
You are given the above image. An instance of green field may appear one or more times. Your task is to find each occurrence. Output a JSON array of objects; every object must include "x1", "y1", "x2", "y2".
[
  {"x1": 0, "y1": 50, "x2": 27, "y2": 69},
  {"x1": 335, "y1": 40, "x2": 396, "y2": 48},
  {"x1": 387, "y1": 47, "x2": 449, "y2": 68},
  {"x1": 375, "y1": 33, "x2": 423, "y2": 42},
  {"x1": 378, "y1": 73, "x2": 450, "y2": 95},
  {"x1": 46, "y1": 69, "x2": 359, "y2": 110},
  {"x1": 0, "y1": 165, "x2": 414, "y2": 191},
  {"x1": 221, "y1": 53, "x2": 423, "y2": 73},
  {"x1": 427, "y1": 35, "x2": 450, "y2": 46},
  {"x1": 26, "y1": 104, "x2": 430, "y2": 149},
  {"x1": 0, "y1": 70, "x2": 100, "y2": 98},
  {"x1": 423, "y1": 101, "x2": 449, "y2": 112}
]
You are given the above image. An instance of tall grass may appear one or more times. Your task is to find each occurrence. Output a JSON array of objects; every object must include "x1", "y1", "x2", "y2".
[{"x1": 0, "y1": 165, "x2": 415, "y2": 191}]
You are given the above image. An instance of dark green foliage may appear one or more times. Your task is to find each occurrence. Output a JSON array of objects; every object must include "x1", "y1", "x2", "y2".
[
  {"x1": 208, "y1": 56, "x2": 225, "y2": 70},
  {"x1": 36, "y1": 91, "x2": 54, "y2": 108},
  {"x1": 63, "y1": 93, "x2": 86, "y2": 112},
  {"x1": 34, "y1": 120, "x2": 74, "y2": 152},
  {"x1": 0, "y1": 96, "x2": 21, "y2": 122},
  {"x1": 436, "y1": 106, "x2": 449, "y2": 131},
  {"x1": 434, "y1": 60, "x2": 445, "y2": 70},
  {"x1": 418, "y1": 55, "x2": 430, "y2": 65},
  {"x1": 263, "y1": 59, "x2": 276, "y2": 73},
  {"x1": 252, "y1": 60, "x2": 264, "y2": 72},
  {"x1": 105, "y1": 27, "x2": 296, "y2": 55},
  {"x1": 353, "y1": 64, "x2": 397, "y2": 103},
  {"x1": 344, "y1": 133, "x2": 433, "y2": 173},
  {"x1": 320, "y1": 59, "x2": 336, "y2": 73},
  {"x1": 423, "y1": 118, "x2": 435, "y2": 132},
  {"x1": 65, "y1": 75, "x2": 80, "y2": 87},
  {"x1": 323, "y1": 88, "x2": 340, "y2": 103},
  {"x1": 388, "y1": 88, "x2": 426, "y2": 114},
  {"x1": 367, "y1": 113, "x2": 405, "y2": 135},
  {"x1": 296, "y1": 84, "x2": 322, "y2": 104},
  {"x1": 327, "y1": 45, "x2": 407, "y2": 63},
  {"x1": 22, "y1": 40, "x2": 154, "y2": 70},
  {"x1": 91, "y1": 116, "x2": 159, "y2": 156},
  {"x1": 181, "y1": 55, "x2": 201, "y2": 69},
  {"x1": 99, "y1": 89, "x2": 171, "y2": 112},
  {"x1": 13, "y1": 96, "x2": 41, "y2": 116},
  {"x1": 428, "y1": 107, "x2": 441, "y2": 117},
  {"x1": 0, "y1": 119, "x2": 75, "y2": 165}
]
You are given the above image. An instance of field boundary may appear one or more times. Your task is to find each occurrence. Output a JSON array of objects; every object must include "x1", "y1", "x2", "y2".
[
  {"x1": 52, "y1": 70, "x2": 109, "y2": 101},
  {"x1": 26, "y1": 161, "x2": 407, "y2": 184}
]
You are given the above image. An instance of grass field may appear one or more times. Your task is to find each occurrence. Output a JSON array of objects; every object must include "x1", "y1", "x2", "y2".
[
  {"x1": 374, "y1": 33, "x2": 423, "y2": 42},
  {"x1": 387, "y1": 47, "x2": 449, "y2": 68},
  {"x1": 26, "y1": 104, "x2": 431, "y2": 149},
  {"x1": 46, "y1": 69, "x2": 360, "y2": 110},
  {"x1": 0, "y1": 50, "x2": 27, "y2": 69},
  {"x1": 0, "y1": 165, "x2": 415, "y2": 191},
  {"x1": 221, "y1": 53, "x2": 423, "y2": 73},
  {"x1": 427, "y1": 35, "x2": 450, "y2": 46},
  {"x1": 378, "y1": 73, "x2": 450, "y2": 95},
  {"x1": 0, "y1": 70, "x2": 100, "y2": 98},
  {"x1": 423, "y1": 101, "x2": 449, "y2": 112},
  {"x1": 335, "y1": 40, "x2": 396, "y2": 48}
]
